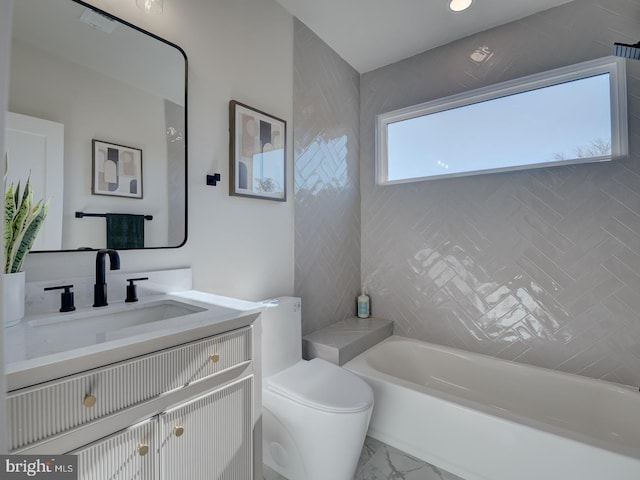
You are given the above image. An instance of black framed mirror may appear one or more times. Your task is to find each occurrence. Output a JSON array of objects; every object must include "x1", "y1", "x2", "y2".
[{"x1": 8, "y1": 0, "x2": 187, "y2": 252}]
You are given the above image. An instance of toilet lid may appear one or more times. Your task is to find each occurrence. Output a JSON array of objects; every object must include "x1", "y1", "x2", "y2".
[{"x1": 265, "y1": 358, "x2": 374, "y2": 413}]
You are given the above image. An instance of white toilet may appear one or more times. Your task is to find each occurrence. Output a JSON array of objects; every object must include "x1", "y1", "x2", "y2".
[{"x1": 261, "y1": 297, "x2": 374, "y2": 480}]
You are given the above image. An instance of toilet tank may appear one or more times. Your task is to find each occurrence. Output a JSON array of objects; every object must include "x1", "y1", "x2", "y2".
[{"x1": 261, "y1": 296, "x2": 302, "y2": 378}]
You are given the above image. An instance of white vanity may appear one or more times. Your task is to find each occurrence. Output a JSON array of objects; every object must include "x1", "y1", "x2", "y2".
[{"x1": 4, "y1": 269, "x2": 264, "y2": 480}]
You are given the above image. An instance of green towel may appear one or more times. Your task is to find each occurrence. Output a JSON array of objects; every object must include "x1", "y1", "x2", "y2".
[{"x1": 106, "y1": 214, "x2": 145, "y2": 249}]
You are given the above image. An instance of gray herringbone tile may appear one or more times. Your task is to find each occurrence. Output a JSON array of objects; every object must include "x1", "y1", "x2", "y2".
[
  {"x1": 294, "y1": 19, "x2": 361, "y2": 335},
  {"x1": 293, "y1": 0, "x2": 640, "y2": 386},
  {"x1": 359, "y1": 0, "x2": 640, "y2": 387}
]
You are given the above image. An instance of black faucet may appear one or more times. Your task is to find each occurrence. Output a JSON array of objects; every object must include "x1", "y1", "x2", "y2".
[{"x1": 93, "y1": 249, "x2": 120, "y2": 307}]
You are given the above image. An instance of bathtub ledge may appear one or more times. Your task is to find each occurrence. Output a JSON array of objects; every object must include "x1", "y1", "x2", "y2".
[{"x1": 303, "y1": 316, "x2": 393, "y2": 366}]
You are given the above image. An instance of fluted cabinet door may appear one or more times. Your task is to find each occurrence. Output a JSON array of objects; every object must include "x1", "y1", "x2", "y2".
[
  {"x1": 70, "y1": 418, "x2": 157, "y2": 480},
  {"x1": 159, "y1": 376, "x2": 253, "y2": 480}
]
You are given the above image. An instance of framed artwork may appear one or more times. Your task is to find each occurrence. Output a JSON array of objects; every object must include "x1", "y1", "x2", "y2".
[
  {"x1": 229, "y1": 100, "x2": 286, "y2": 201},
  {"x1": 92, "y1": 140, "x2": 143, "y2": 199}
]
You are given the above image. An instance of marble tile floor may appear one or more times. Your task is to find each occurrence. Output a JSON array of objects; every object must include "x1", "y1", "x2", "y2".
[{"x1": 263, "y1": 436, "x2": 464, "y2": 480}]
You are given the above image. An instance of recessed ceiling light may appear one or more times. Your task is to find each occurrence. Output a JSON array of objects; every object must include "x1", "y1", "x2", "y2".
[{"x1": 448, "y1": 0, "x2": 474, "y2": 12}]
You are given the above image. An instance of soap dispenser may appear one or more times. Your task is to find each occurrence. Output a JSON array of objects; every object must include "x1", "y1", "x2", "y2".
[{"x1": 357, "y1": 291, "x2": 370, "y2": 318}]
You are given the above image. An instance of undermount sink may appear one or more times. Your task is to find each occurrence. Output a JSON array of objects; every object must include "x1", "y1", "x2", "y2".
[
  {"x1": 13, "y1": 297, "x2": 238, "y2": 360},
  {"x1": 14, "y1": 299, "x2": 225, "y2": 360},
  {"x1": 27, "y1": 299, "x2": 208, "y2": 334}
]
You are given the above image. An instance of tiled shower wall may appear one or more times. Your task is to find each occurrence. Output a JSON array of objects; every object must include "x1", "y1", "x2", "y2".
[
  {"x1": 361, "y1": 0, "x2": 640, "y2": 386},
  {"x1": 293, "y1": 20, "x2": 361, "y2": 335}
]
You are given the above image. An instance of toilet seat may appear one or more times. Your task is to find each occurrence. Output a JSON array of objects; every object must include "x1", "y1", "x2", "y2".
[{"x1": 264, "y1": 358, "x2": 374, "y2": 413}]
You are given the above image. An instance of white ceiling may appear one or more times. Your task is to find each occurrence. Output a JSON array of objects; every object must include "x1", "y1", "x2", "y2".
[{"x1": 275, "y1": 0, "x2": 575, "y2": 73}]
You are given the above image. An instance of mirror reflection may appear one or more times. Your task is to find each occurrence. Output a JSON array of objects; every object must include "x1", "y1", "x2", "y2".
[{"x1": 8, "y1": 0, "x2": 187, "y2": 251}]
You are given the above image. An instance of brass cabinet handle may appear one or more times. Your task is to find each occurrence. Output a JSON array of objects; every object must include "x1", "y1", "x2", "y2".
[
  {"x1": 137, "y1": 443, "x2": 149, "y2": 456},
  {"x1": 173, "y1": 425, "x2": 184, "y2": 437},
  {"x1": 83, "y1": 394, "x2": 97, "y2": 408},
  {"x1": 209, "y1": 354, "x2": 220, "y2": 363}
]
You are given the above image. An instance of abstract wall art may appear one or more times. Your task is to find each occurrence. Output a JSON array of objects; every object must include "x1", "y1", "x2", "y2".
[
  {"x1": 92, "y1": 139, "x2": 143, "y2": 199},
  {"x1": 229, "y1": 100, "x2": 286, "y2": 201}
]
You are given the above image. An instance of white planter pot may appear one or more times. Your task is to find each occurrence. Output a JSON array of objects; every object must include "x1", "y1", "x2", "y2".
[{"x1": 3, "y1": 271, "x2": 26, "y2": 328}]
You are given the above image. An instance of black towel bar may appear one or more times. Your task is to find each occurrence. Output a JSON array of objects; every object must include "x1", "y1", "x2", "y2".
[{"x1": 75, "y1": 211, "x2": 153, "y2": 220}]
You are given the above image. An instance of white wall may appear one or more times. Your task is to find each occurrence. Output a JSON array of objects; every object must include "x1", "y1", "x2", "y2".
[
  {"x1": 10, "y1": 41, "x2": 170, "y2": 249},
  {"x1": 0, "y1": 0, "x2": 14, "y2": 454},
  {"x1": 19, "y1": 0, "x2": 295, "y2": 302}
]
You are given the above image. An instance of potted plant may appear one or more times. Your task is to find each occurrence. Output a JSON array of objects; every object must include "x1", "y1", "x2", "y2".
[{"x1": 3, "y1": 173, "x2": 48, "y2": 327}]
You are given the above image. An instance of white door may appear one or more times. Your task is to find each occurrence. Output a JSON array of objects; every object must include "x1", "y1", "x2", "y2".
[{"x1": 7, "y1": 112, "x2": 64, "y2": 251}]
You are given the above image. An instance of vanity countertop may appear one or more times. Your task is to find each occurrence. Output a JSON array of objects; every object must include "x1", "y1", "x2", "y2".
[{"x1": 5, "y1": 290, "x2": 265, "y2": 391}]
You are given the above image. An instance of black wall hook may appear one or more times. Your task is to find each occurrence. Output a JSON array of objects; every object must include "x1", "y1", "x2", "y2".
[{"x1": 206, "y1": 173, "x2": 221, "y2": 186}]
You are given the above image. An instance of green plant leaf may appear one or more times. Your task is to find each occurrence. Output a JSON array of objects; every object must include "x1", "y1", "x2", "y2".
[
  {"x1": 11, "y1": 200, "x2": 49, "y2": 273},
  {"x1": 11, "y1": 181, "x2": 31, "y2": 241},
  {"x1": 4, "y1": 182, "x2": 16, "y2": 273},
  {"x1": 8, "y1": 186, "x2": 32, "y2": 270},
  {"x1": 4, "y1": 174, "x2": 48, "y2": 273}
]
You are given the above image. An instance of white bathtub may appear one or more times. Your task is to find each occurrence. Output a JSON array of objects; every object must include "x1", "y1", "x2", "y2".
[{"x1": 343, "y1": 336, "x2": 640, "y2": 480}]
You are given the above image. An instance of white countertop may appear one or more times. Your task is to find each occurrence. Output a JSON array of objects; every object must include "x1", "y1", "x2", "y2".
[{"x1": 5, "y1": 290, "x2": 266, "y2": 391}]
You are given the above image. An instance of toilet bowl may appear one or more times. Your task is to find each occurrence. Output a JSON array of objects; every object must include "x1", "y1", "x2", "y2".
[{"x1": 261, "y1": 297, "x2": 374, "y2": 480}]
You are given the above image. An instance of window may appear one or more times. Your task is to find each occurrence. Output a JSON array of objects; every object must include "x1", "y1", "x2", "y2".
[{"x1": 376, "y1": 57, "x2": 627, "y2": 184}]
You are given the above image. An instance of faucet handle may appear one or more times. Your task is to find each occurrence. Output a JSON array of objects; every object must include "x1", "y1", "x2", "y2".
[
  {"x1": 125, "y1": 277, "x2": 149, "y2": 303},
  {"x1": 44, "y1": 285, "x2": 76, "y2": 312}
]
